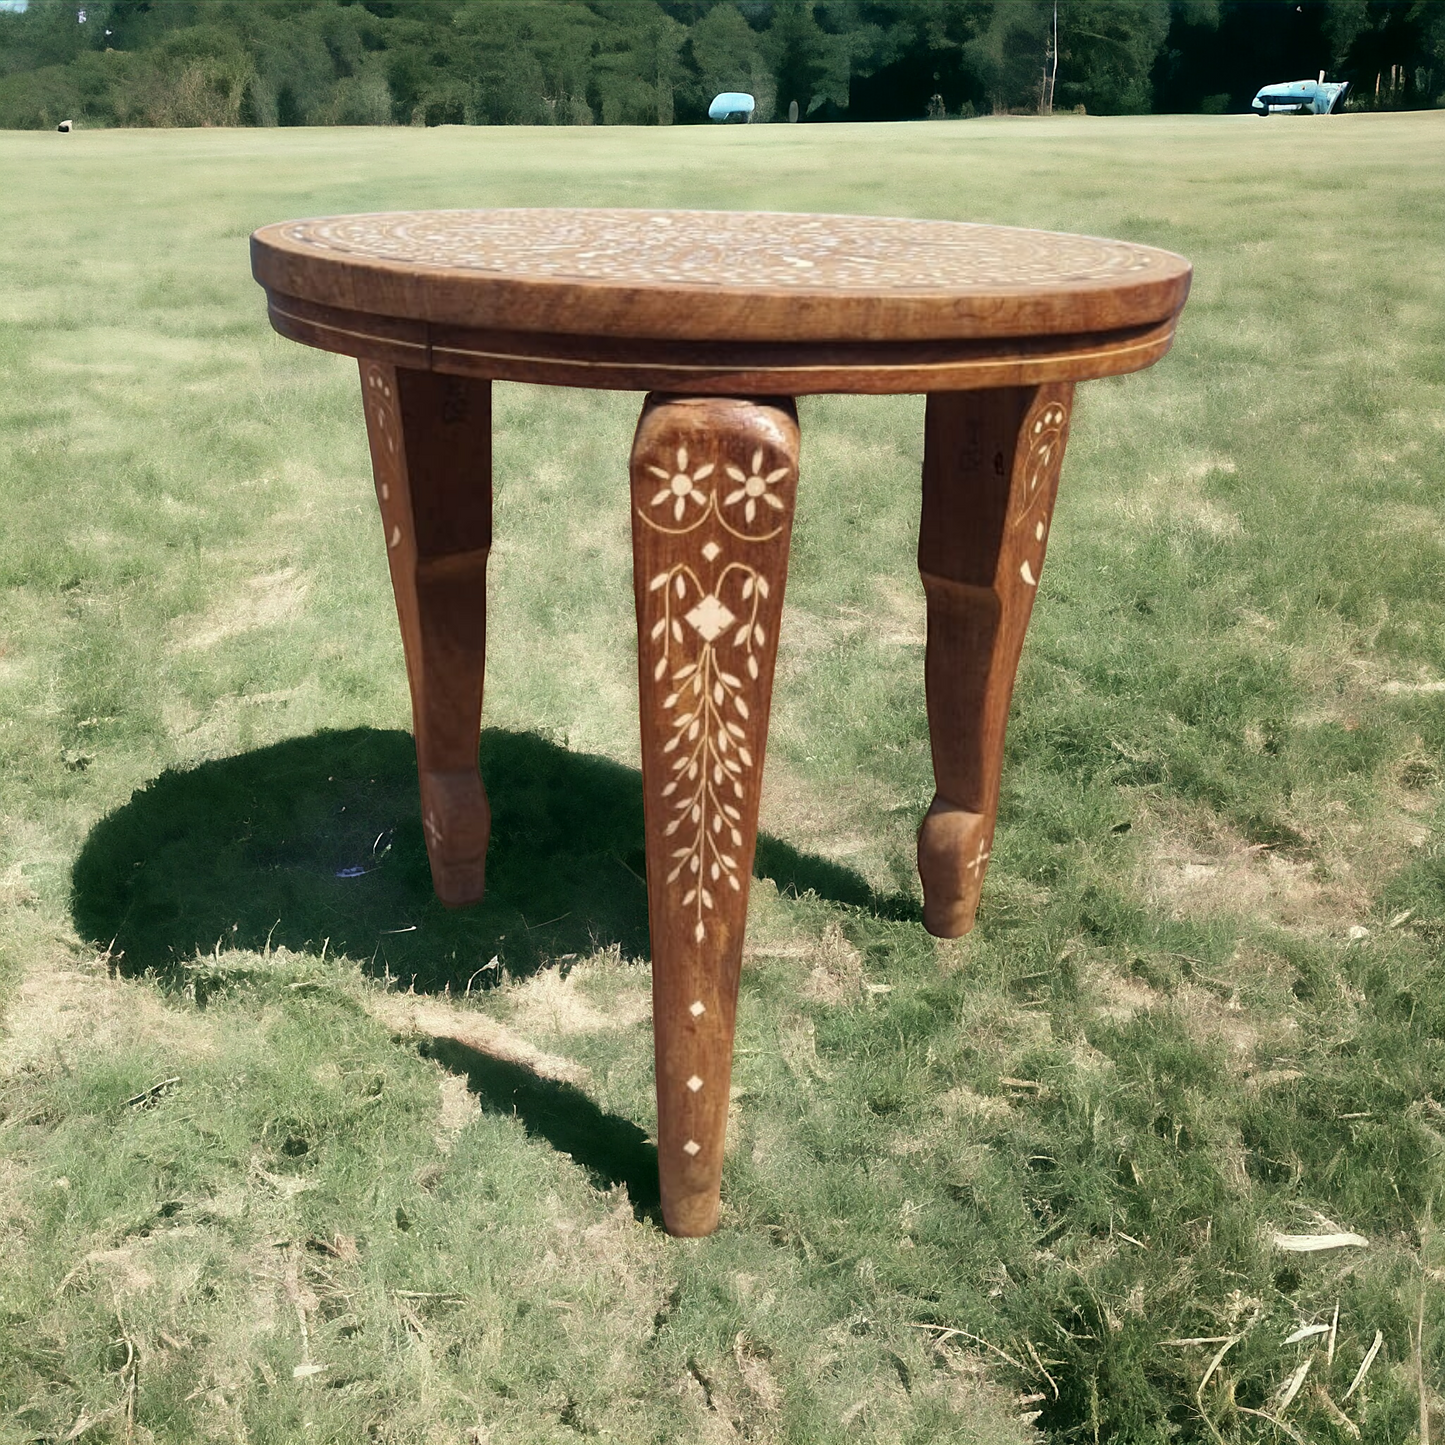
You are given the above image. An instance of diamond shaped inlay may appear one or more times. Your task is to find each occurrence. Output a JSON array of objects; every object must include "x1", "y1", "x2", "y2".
[
  {"x1": 683, "y1": 593, "x2": 735, "y2": 642},
  {"x1": 686, "y1": 1075, "x2": 704, "y2": 1092},
  {"x1": 683, "y1": 1139, "x2": 701, "y2": 1156},
  {"x1": 701, "y1": 541, "x2": 721, "y2": 562},
  {"x1": 689, "y1": 1000, "x2": 705, "y2": 1018}
]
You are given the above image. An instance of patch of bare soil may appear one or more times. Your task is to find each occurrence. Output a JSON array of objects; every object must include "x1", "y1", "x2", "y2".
[
  {"x1": 938, "y1": 1086, "x2": 1016, "y2": 1125},
  {"x1": 501, "y1": 955, "x2": 650, "y2": 1039},
  {"x1": 371, "y1": 955, "x2": 655, "y2": 1154},
  {"x1": 774, "y1": 601, "x2": 866, "y2": 674},
  {"x1": 759, "y1": 761, "x2": 892, "y2": 877},
  {"x1": 57, "y1": 1244, "x2": 157, "y2": 1296},
  {"x1": 0, "y1": 946, "x2": 213, "y2": 1081},
  {"x1": 0, "y1": 1158, "x2": 32, "y2": 1273},
  {"x1": 171, "y1": 567, "x2": 309, "y2": 652},
  {"x1": 798, "y1": 922, "x2": 864, "y2": 1004},
  {"x1": 1134, "y1": 791, "x2": 1422, "y2": 936},
  {"x1": 733, "y1": 1330, "x2": 782, "y2": 1413},
  {"x1": 1085, "y1": 949, "x2": 1299, "y2": 1083},
  {"x1": 364, "y1": 990, "x2": 589, "y2": 1086},
  {"x1": 778, "y1": 1016, "x2": 833, "y2": 1085},
  {"x1": 1108, "y1": 454, "x2": 1243, "y2": 539},
  {"x1": 1088, "y1": 964, "x2": 1163, "y2": 1024},
  {"x1": 1381, "y1": 676, "x2": 1445, "y2": 695},
  {"x1": 520, "y1": 1196, "x2": 673, "y2": 1385},
  {"x1": 0, "y1": 862, "x2": 39, "y2": 911},
  {"x1": 872, "y1": 575, "x2": 926, "y2": 647},
  {"x1": 927, "y1": 1346, "x2": 1044, "y2": 1441},
  {"x1": 434, "y1": 1071, "x2": 480, "y2": 1152},
  {"x1": 1144, "y1": 830, "x2": 1330, "y2": 931},
  {"x1": 1172, "y1": 979, "x2": 1301, "y2": 1074}
]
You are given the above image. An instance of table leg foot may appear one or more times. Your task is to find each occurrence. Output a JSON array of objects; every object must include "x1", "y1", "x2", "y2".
[
  {"x1": 360, "y1": 360, "x2": 494, "y2": 909},
  {"x1": 917, "y1": 384, "x2": 1074, "y2": 938},
  {"x1": 418, "y1": 769, "x2": 491, "y2": 908},
  {"x1": 629, "y1": 393, "x2": 800, "y2": 1238},
  {"x1": 918, "y1": 798, "x2": 991, "y2": 938}
]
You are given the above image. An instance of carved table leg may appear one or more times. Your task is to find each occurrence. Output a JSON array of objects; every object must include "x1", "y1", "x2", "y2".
[
  {"x1": 630, "y1": 394, "x2": 800, "y2": 1237},
  {"x1": 916, "y1": 384, "x2": 1073, "y2": 937},
  {"x1": 360, "y1": 361, "x2": 494, "y2": 908}
]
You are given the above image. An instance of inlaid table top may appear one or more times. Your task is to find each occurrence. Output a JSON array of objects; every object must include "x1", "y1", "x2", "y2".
[{"x1": 251, "y1": 208, "x2": 1191, "y2": 393}]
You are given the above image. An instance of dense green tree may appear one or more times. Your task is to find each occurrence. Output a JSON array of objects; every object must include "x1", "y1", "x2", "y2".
[
  {"x1": 1, "y1": 0, "x2": 1440, "y2": 130},
  {"x1": 450, "y1": 1, "x2": 597, "y2": 124},
  {"x1": 844, "y1": 1, "x2": 990, "y2": 120},
  {"x1": 1327, "y1": 0, "x2": 1443, "y2": 106},
  {"x1": 683, "y1": 1, "x2": 771, "y2": 119},
  {"x1": 1057, "y1": 0, "x2": 1171, "y2": 114},
  {"x1": 761, "y1": 0, "x2": 835, "y2": 118},
  {"x1": 588, "y1": 0, "x2": 688, "y2": 124},
  {"x1": 962, "y1": 0, "x2": 1049, "y2": 110},
  {"x1": 1151, "y1": 0, "x2": 1442, "y2": 112}
]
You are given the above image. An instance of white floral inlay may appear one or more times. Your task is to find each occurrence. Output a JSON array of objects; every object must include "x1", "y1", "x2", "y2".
[
  {"x1": 724, "y1": 449, "x2": 790, "y2": 524},
  {"x1": 648, "y1": 558, "x2": 768, "y2": 943},
  {"x1": 1013, "y1": 396, "x2": 1069, "y2": 593},
  {"x1": 281, "y1": 210, "x2": 1177, "y2": 295},
  {"x1": 637, "y1": 432, "x2": 793, "y2": 943},
  {"x1": 647, "y1": 446, "x2": 715, "y2": 522}
]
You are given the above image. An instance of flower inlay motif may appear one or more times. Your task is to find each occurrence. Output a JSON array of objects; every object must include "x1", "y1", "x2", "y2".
[
  {"x1": 647, "y1": 446, "x2": 715, "y2": 522},
  {"x1": 636, "y1": 429, "x2": 794, "y2": 943},
  {"x1": 724, "y1": 449, "x2": 789, "y2": 524}
]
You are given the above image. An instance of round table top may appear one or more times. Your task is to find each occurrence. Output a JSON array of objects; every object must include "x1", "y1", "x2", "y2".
[{"x1": 251, "y1": 208, "x2": 1190, "y2": 344}]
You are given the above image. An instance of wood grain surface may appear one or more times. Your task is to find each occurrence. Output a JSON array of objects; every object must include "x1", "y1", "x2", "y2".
[
  {"x1": 267, "y1": 289, "x2": 1177, "y2": 395},
  {"x1": 359, "y1": 361, "x2": 494, "y2": 908},
  {"x1": 629, "y1": 394, "x2": 799, "y2": 1237},
  {"x1": 917, "y1": 384, "x2": 1072, "y2": 936},
  {"x1": 253, "y1": 209, "x2": 1190, "y2": 395}
]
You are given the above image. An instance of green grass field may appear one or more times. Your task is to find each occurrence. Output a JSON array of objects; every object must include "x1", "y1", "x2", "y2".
[{"x1": 1, "y1": 112, "x2": 1443, "y2": 1444}]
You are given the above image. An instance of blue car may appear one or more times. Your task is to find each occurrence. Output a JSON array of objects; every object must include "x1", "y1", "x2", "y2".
[
  {"x1": 708, "y1": 92, "x2": 755, "y2": 123},
  {"x1": 1252, "y1": 77, "x2": 1351, "y2": 115}
]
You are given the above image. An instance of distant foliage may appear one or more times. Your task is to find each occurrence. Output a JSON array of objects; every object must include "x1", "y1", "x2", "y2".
[{"x1": 0, "y1": 0, "x2": 1441, "y2": 130}]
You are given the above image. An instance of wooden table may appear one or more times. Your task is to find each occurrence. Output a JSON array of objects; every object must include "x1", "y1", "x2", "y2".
[{"x1": 251, "y1": 209, "x2": 1190, "y2": 1237}]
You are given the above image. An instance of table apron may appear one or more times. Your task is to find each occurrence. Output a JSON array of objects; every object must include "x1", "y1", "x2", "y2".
[{"x1": 265, "y1": 290, "x2": 1177, "y2": 395}]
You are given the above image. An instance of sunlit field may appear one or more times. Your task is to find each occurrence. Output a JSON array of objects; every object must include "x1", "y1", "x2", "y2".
[{"x1": 1, "y1": 112, "x2": 1443, "y2": 1444}]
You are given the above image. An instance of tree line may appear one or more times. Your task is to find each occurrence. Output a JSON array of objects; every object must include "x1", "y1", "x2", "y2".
[{"x1": 0, "y1": 0, "x2": 1440, "y2": 132}]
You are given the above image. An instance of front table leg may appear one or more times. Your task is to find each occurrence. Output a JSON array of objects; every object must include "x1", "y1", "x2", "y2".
[
  {"x1": 359, "y1": 361, "x2": 494, "y2": 907},
  {"x1": 630, "y1": 394, "x2": 800, "y2": 1237},
  {"x1": 917, "y1": 384, "x2": 1074, "y2": 937}
]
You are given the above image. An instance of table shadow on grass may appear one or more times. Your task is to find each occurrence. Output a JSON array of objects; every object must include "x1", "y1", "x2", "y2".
[
  {"x1": 421, "y1": 1036, "x2": 663, "y2": 1218},
  {"x1": 72, "y1": 727, "x2": 917, "y2": 992}
]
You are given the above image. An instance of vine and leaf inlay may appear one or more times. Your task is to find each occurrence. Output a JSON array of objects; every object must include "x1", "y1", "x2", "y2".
[
  {"x1": 637, "y1": 442, "x2": 793, "y2": 943},
  {"x1": 1013, "y1": 395, "x2": 1069, "y2": 589}
]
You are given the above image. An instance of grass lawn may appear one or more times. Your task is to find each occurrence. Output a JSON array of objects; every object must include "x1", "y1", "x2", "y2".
[{"x1": 1, "y1": 111, "x2": 1444, "y2": 1444}]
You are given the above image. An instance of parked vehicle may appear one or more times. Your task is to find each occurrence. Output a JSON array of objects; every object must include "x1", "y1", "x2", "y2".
[
  {"x1": 708, "y1": 92, "x2": 755, "y2": 123},
  {"x1": 1252, "y1": 76, "x2": 1351, "y2": 115}
]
